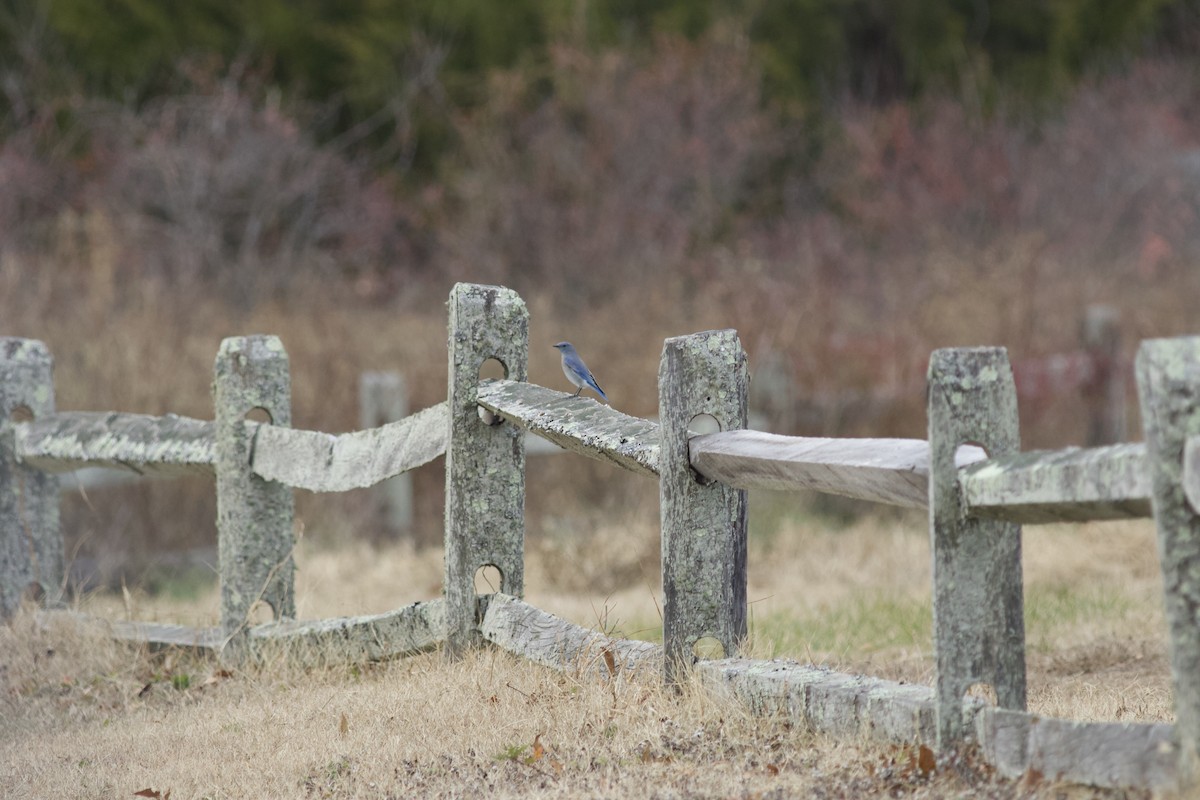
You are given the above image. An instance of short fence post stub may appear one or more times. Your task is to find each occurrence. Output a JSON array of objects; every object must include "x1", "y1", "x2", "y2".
[
  {"x1": 1083, "y1": 305, "x2": 1126, "y2": 446},
  {"x1": 1135, "y1": 337, "x2": 1200, "y2": 792},
  {"x1": 359, "y1": 371, "x2": 414, "y2": 536},
  {"x1": 213, "y1": 335, "x2": 295, "y2": 653},
  {"x1": 0, "y1": 338, "x2": 63, "y2": 618},
  {"x1": 444, "y1": 283, "x2": 528, "y2": 658},
  {"x1": 927, "y1": 347, "x2": 1025, "y2": 750},
  {"x1": 659, "y1": 329, "x2": 749, "y2": 684}
]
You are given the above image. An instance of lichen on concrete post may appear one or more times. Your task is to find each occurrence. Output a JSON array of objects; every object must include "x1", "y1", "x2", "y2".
[
  {"x1": 927, "y1": 347, "x2": 1026, "y2": 750},
  {"x1": 0, "y1": 338, "x2": 63, "y2": 618},
  {"x1": 444, "y1": 283, "x2": 528, "y2": 657},
  {"x1": 213, "y1": 336, "x2": 295, "y2": 649},
  {"x1": 1135, "y1": 337, "x2": 1200, "y2": 793},
  {"x1": 658, "y1": 329, "x2": 749, "y2": 684}
]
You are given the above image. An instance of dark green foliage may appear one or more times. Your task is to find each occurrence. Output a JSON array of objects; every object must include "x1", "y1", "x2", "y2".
[
  {"x1": 4, "y1": 0, "x2": 1181, "y2": 113},
  {"x1": 743, "y1": 0, "x2": 1172, "y2": 103},
  {"x1": 0, "y1": 0, "x2": 1185, "y2": 178}
]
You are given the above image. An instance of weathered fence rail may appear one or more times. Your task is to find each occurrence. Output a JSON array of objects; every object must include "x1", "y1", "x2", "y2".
[{"x1": 3, "y1": 282, "x2": 1199, "y2": 793}]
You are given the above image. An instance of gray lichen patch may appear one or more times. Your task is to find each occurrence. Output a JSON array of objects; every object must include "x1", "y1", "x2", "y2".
[
  {"x1": 927, "y1": 347, "x2": 1025, "y2": 750},
  {"x1": 1, "y1": 337, "x2": 62, "y2": 617},
  {"x1": 443, "y1": 283, "x2": 528, "y2": 658},
  {"x1": 476, "y1": 379, "x2": 659, "y2": 477},
  {"x1": 659, "y1": 329, "x2": 748, "y2": 684},
  {"x1": 15, "y1": 411, "x2": 217, "y2": 475},
  {"x1": 1136, "y1": 337, "x2": 1200, "y2": 792},
  {"x1": 961, "y1": 442, "x2": 1151, "y2": 523},
  {"x1": 250, "y1": 402, "x2": 448, "y2": 491},
  {"x1": 213, "y1": 335, "x2": 295, "y2": 649}
]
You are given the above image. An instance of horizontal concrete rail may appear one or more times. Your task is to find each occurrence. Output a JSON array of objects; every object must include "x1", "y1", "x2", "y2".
[
  {"x1": 976, "y1": 708, "x2": 1175, "y2": 790},
  {"x1": 691, "y1": 431, "x2": 1164, "y2": 524},
  {"x1": 107, "y1": 618, "x2": 228, "y2": 649},
  {"x1": 700, "y1": 658, "x2": 1177, "y2": 791},
  {"x1": 480, "y1": 593, "x2": 662, "y2": 677},
  {"x1": 249, "y1": 402, "x2": 448, "y2": 491},
  {"x1": 15, "y1": 411, "x2": 216, "y2": 476},
  {"x1": 961, "y1": 443, "x2": 1151, "y2": 523},
  {"x1": 476, "y1": 379, "x2": 660, "y2": 477},
  {"x1": 697, "y1": 657, "x2": 947, "y2": 743},
  {"x1": 17, "y1": 404, "x2": 449, "y2": 492},
  {"x1": 476, "y1": 599, "x2": 1178, "y2": 791},
  {"x1": 39, "y1": 600, "x2": 446, "y2": 661},
  {"x1": 15, "y1": 396, "x2": 1187, "y2": 528},
  {"x1": 689, "y1": 430, "x2": 986, "y2": 508},
  {"x1": 249, "y1": 599, "x2": 445, "y2": 662}
]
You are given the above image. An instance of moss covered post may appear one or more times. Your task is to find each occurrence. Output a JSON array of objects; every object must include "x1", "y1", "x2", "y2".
[
  {"x1": 213, "y1": 335, "x2": 295, "y2": 651},
  {"x1": 658, "y1": 329, "x2": 749, "y2": 684},
  {"x1": 1135, "y1": 337, "x2": 1200, "y2": 793},
  {"x1": 0, "y1": 338, "x2": 63, "y2": 618},
  {"x1": 444, "y1": 283, "x2": 528, "y2": 657},
  {"x1": 927, "y1": 347, "x2": 1026, "y2": 750}
]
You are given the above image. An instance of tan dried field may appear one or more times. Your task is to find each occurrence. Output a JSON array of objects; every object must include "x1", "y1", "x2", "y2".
[{"x1": 0, "y1": 501, "x2": 1172, "y2": 799}]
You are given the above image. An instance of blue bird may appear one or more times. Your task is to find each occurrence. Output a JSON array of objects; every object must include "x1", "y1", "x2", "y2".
[{"x1": 553, "y1": 341, "x2": 607, "y2": 403}]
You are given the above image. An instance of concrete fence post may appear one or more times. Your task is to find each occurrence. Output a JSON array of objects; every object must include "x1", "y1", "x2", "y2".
[
  {"x1": 927, "y1": 347, "x2": 1026, "y2": 750},
  {"x1": 0, "y1": 338, "x2": 63, "y2": 617},
  {"x1": 1083, "y1": 305, "x2": 1126, "y2": 446},
  {"x1": 659, "y1": 329, "x2": 749, "y2": 684},
  {"x1": 444, "y1": 283, "x2": 528, "y2": 657},
  {"x1": 1135, "y1": 337, "x2": 1200, "y2": 793},
  {"x1": 213, "y1": 335, "x2": 295, "y2": 650},
  {"x1": 360, "y1": 371, "x2": 414, "y2": 536}
]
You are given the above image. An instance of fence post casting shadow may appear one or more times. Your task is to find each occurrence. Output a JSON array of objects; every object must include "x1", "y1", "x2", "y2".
[
  {"x1": 443, "y1": 283, "x2": 529, "y2": 658},
  {"x1": 659, "y1": 329, "x2": 749, "y2": 683},
  {"x1": 1135, "y1": 337, "x2": 1200, "y2": 793},
  {"x1": 213, "y1": 335, "x2": 296, "y2": 656},
  {"x1": 927, "y1": 347, "x2": 1026, "y2": 750},
  {"x1": 0, "y1": 338, "x2": 63, "y2": 618}
]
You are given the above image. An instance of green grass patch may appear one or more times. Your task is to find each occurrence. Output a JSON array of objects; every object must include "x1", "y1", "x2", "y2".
[
  {"x1": 1024, "y1": 582, "x2": 1137, "y2": 650},
  {"x1": 749, "y1": 592, "x2": 931, "y2": 660},
  {"x1": 142, "y1": 565, "x2": 217, "y2": 602}
]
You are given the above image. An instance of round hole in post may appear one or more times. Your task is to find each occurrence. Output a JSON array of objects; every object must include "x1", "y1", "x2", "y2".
[
  {"x1": 247, "y1": 599, "x2": 276, "y2": 625},
  {"x1": 688, "y1": 413, "x2": 723, "y2": 485},
  {"x1": 245, "y1": 407, "x2": 273, "y2": 424},
  {"x1": 479, "y1": 358, "x2": 508, "y2": 381},
  {"x1": 474, "y1": 564, "x2": 503, "y2": 595},
  {"x1": 693, "y1": 636, "x2": 726, "y2": 661},
  {"x1": 9, "y1": 404, "x2": 34, "y2": 423},
  {"x1": 956, "y1": 441, "x2": 990, "y2": 468},
  {"x1": 689, "y1": 413, "x2": 722, "y2": 435},
  {"x1": 477, "y1": 358, "x2": 508, "y2": 426}
]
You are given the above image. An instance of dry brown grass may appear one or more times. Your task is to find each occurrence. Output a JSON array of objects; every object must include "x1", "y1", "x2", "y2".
[{"x1": 1, "y1": 505, "x2": 1172, "y2": 798}]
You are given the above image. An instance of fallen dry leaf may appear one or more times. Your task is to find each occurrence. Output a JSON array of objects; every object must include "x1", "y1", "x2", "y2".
[
  {"x1": 525, "y1": 733, "x2": 544, "y2": 764},
  {"x1": 602, "y1": 648, "x2": 617, "y2": 678},
  {"x1": 133, "y1": 789, "x2": 170, "y2": 799},
  {"x1": 339, "y1": 712, "x2": 349, "y2": 735},
  {"x1": 917, "y1": 745, "x2": 936, "y2": 776}
]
